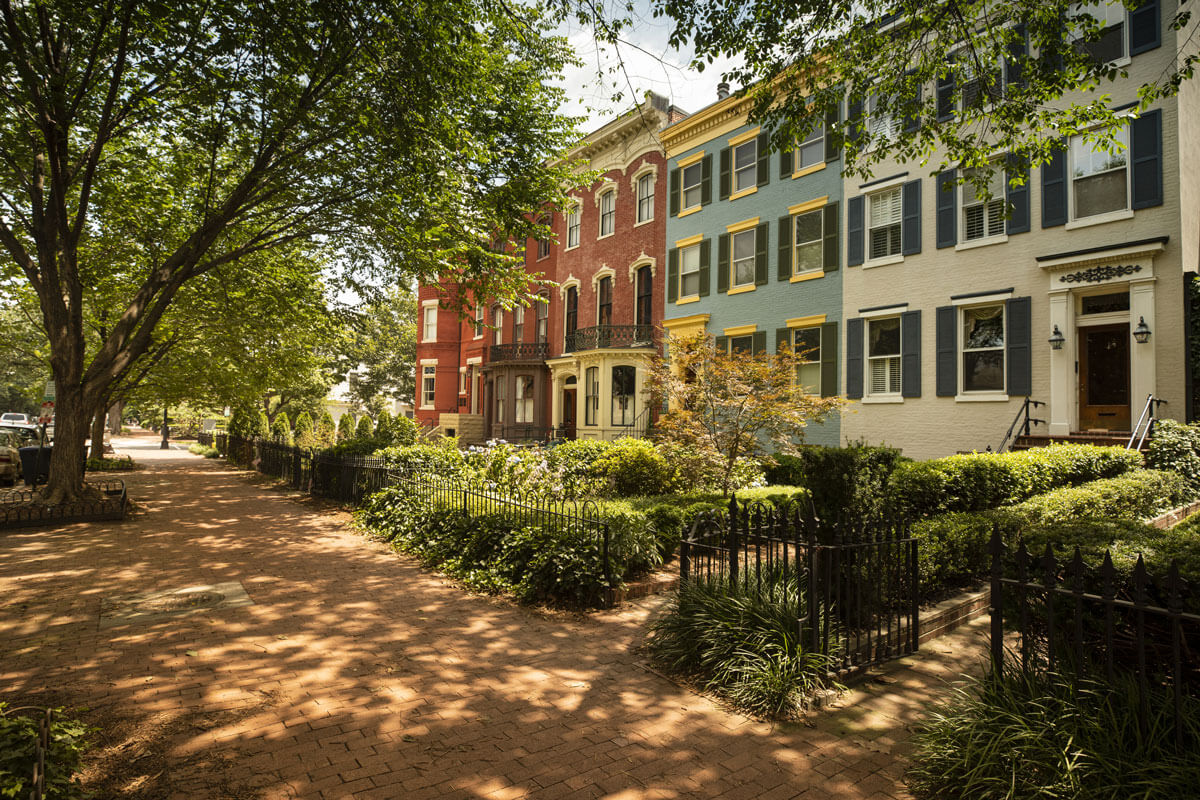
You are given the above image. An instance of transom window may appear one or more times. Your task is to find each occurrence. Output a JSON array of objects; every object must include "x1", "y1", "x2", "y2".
[
  {"x1": 566, "y1": 205, "x2": 580, "y2": 248},
  {"x1": 793, "y1": 327, "x2": 821, "y2": 394},
  {"x1": 731, "y1": 229, "x2": 756, "y2": 287},
  {"x1": 682, "y1": 162, "x2": 703, "y2": 210},
  {"x1": 962, "y1": 305, "x2": 1005, "y2": 392},
  {"x1": 680, "y1": 244, "x2": 701, "y2": 298},
  {"x1": 515, "y1": 375, "x2": 534, "y2": 423},
  {"x1": 599, "y1": 190, "x2": 615, "y2": 236},
  {"x1": 612, "y1": 365, "x2": 635, "y2": 426},
  {"x1": 868, "y1": 188, "x2": 903, "y2": 259},
  {"x1": 794, "y1": 209, "x2": 824, "y2": 275},
  {"x1": 1071, "y1": 125, "x2": 1129, "y2": 219},
  {"x1": 1074, "y1": 1, "x2": 1126, "y2": 64},
  {"x1": 962, "y1": 167, "x2": 1006, "y2": 241},
  {"x1": 733, "y1": 140, "x2": 757, "y2": 193},
  {"x1": 868, "y1": 317, "x2": 902, "y2": 395},
  {"x1": 422, "y1": 366, "x2": 436, "y2": 407},
  {"x1": 797, "y1": 122, "x2": 824, "y2": 170},
  {"x1": 1081, "y1": 291, "x2": 1130, "y2": 315},
  {"x1": 637, "y1": 173, "x2": 654, "y2": 222}
]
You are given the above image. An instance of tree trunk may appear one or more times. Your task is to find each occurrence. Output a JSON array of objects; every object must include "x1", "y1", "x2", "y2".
[
  {"x1": 40, "y1": 383, "x2": 90, "y2": 505},
  {"x1": 89, "y1": 403, "x2": 108, "y2": 460}
]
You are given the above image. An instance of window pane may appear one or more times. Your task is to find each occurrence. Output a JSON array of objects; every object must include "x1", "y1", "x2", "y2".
[
  {"x1": 797, "y1": 362, "x2": 822, "y2": 393},
  {"x1": 793, "y1": 327, "x2": 820, "y2": 362},
  {"x1": 1074, "y1": 170, "x2": 1128, "y2": 218},
  {"x1": 731, "y1": 335, "x2": 753, "y2": 354},
  {"x1": 963, "y1": 306, "x2": 1004, "y2": 349},
  {"x1": 796, "y1": 241, "x2": 823, "y2": 273},
  {"x1": 734, "y1": 141, "x2": 757, "y2": 191},
  {"x1": 1081, "y1": 292, "x2": 1130, "y2": 315},
  {"x1": 795, "y1": 210, "x2": 821, "y2": 244},
  {"x1": 732, "y1": 230, "x2": 755, "y2": 285},
  {"x1": 964, "y1": 351, "x2": 1005, "y2": 392},
  {"x1": 683, "y1": 162, "x2": 703, "y2": 208},
  {"x1": 870, "y1": 188, "x2": 902, "y2": 226},
  {"x1": 868, "y1": 317, "x2": 901, "y2": 357}
]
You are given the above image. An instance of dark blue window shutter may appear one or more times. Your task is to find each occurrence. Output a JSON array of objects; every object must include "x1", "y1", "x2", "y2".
[
  {"x1": 1006, "y1": 153, "x2": 1031, "y2": 234},
  {"x1": 846, "y1": 98, "x2": 863, "y2": 143},
  {"x1": 937, "y1": 57, "x2": 956, "y2": 121},
  {"x1": 719, "y1": 147, "x2": 731, "y2": 200},
  {"x1": 901, "y1": 310, "x2": 921, "y2": 398},
  {"x1": 902, "y1": 71, "x2": 921, "y2": 133},
  {"x1": 846, "y1": 318, "x2": 864, "y2": 399},
  {"x1": 820, "y1": 321, "x2": 838, "y2": 397},
  {"x1": 701, "y1": 154, "x2": 713, "y2": 205},
  {"x1": 1006, "y1": 296, "x2": 1032, "y2": 396},
  {"x1": 936, "y1": 169, "x2": 956, "y2": 248},
  {"x1": 902, "y1": 180, "x2": 921, "y2": 255},
  {"x1": 935, "y1": 305, "x2": 957, "y2": 397},
  {"x1": 1130, "y1": 0, "x2": 1161, "y2": 55},
  {"x1": 1041, "y1": 141, "x2": 1068, "y2": 227},
  {"x1": 1005, "y1": 25, "x2": 1028, "y2": 90},
  {"x1": 1131, "y1": 108, "x2": 1163, "y2": 210},
  {"x1": 776, "y1": 327, "x2": 791, "y2": 353},
  {"x1": 669, "y1": 168, "x2": 680, "y2": 217},
  {"x1": 752, "y1": 331, "x2": 767, "y2": 355},
  {"x1": 715, "y1": 335, "x2": 728, "y2": 353},
  {"x1": 847, "y1": 195, "x2": 864, "y2": 266}
]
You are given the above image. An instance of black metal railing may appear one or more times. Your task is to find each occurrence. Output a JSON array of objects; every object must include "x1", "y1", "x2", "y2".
[
  {"x1": 1128, "y1": 394, "x2": 1167, "y2": 449},
  {"x1": 0, "y1": 480, "x2": 127, "y2": 530},
  {"x1": 564, "y1": 324, "x2": 656, "y2": 353},
  {"x1": 494, "y1": 424, "x2": 557, "y2": 443},
  {"x1": 989, "y1": 527, "x2": 1200, "y2": 748},
  {"x1": 224, "y1": 436, "x2": 391, "y2": 504},
  {"x1": 489, "y1": 342, "x2": 549, "y2": 362},
  {"x1": 997, "y1": 397, "x2": 1046, "y2": 452},
  {"x1": 680, "y1": 498, "x2": 919, "y2": 677}
]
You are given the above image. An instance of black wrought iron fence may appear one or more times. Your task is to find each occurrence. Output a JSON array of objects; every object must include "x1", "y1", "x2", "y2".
[
  {"x1": 0, "y1": 480, "x2": 127, "y2": 530},
  {"x1": 196, "y1": 432, "x2": 215, "y2": 447},
  {"x1": 680, "y1": 498, "x2": 919, "y2": 677},
  {"x1": 311, "y1": 453, "x2": 390, "y2": 503},
  {"x1": 989, "y1": 528, "x2": 1200, "y2": 747},
  {"x1": 29, "y1": 706, "x2": 50, "y2": 800}
]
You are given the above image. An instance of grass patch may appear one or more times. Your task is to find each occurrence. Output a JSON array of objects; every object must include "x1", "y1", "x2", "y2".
[
  {"x1": 187, "y1": 443, "x2": 220, "y2": 458},
  {"x1": 83, "y1": 456, "x2": 138, "y2": 471}
]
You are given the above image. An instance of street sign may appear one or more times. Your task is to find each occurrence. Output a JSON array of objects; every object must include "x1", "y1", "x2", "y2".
[
  {"x1": 42, "y1": 380, "x2": 55, "y2": 402},
  {"x1": 38, "y1": 401, "x2": 54, "y2": 425}
]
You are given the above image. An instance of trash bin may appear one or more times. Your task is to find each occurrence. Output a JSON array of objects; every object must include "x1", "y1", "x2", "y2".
[{"x1": 17, "y1": 446, "x2": 51, "y2": 487}]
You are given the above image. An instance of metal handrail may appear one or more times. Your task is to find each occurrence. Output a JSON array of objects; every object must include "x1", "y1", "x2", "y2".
[
  {"x1": 1127, "y1": 394, "x2": 1166, "y2": 450},
  {"x1": 997, "y1": 397, "x2": 1046, "y2": 452}
]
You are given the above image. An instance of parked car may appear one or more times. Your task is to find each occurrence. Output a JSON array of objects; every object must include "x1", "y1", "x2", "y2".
[
  {"x1": 0, "y1": 430, "x2": 21, "y2": 485},
  {"x1": 1, "y1": 412, "x2": 30, "y2": 425},
  {"x1": 0, "y1": 424, "x2": 39, "y2": 446}
]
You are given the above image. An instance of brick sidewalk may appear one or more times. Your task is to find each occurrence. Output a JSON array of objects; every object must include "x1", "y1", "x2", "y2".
[{"x1": 0, "y1": 433, "x2": 988, "y2": 799}]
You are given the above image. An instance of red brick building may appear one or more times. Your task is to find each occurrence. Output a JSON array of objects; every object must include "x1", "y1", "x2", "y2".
[{"x1": 415, "y1": 94, "x2": 685, "y2": 443}]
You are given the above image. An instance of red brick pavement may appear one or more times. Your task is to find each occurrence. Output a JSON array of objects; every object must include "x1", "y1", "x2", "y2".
[{"x1": 0, "y1": 432, "x2": 988, "y2": 799}]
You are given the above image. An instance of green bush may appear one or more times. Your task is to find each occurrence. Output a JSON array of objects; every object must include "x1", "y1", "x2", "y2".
[
  {"x1": 0, "y1": 704, "x2": 93, "y2": 800},
  {"x1": 393, "y1": 414, "x2": 418, "y2": 446},
  {"x1": 1174, "y1": 508, "x2": 1200, "y2": 535},
  {"x1": 293, "y1": 412, "x2": 316, "y2": 448},
  {"x1": 645, "y1": 566, "x2": 835, "y2": 719},
  {"x1": 594, "y1": 438, "x2": 674, "y2": 497},
  {"x1": 336, "y1": 413, "x2": 355, "y2": 441},
  {"x1": 909, "y1": 665, "x2": 1200, "y2": 800},
  {"x1": 765, "y1": 442, "x2": 907, "y2": 524},
  {"x1": 889, "y1": 444, "x2": 1145, "y2": 518},
  {"x1": 187, "y1": 443, "x2": 219, "y2": 458},
  {"x1": 355, "y1": 415, "x2": 373, "y2": 440},
  {"x1": 255, "y1": 410, "x2": 270, "y2": 439},
  {"x1": 1010, "y1": 469, "x2": 1185, "y2": 526},
  {"x1": 1146, "y1": 418, "x2": 1200, "y2": 494},
  {"x1": 374, "y1": 442, "x2": 468, "y2": 478},
  {"x1": 269, "y1": 412, "x2": 293, "y2": 445},
  {"x1": 84, "y1": 455, "x2": 138, "y2": 471},
  {"x1": 546, "y1": 439, "x2": 613, "y2": 498},
  {"x1": 628, "y1": 487, "x2": 811, "y2": 559},
  {"x1": 373, "y1": 409, "x2": 395, "y2": 446},
  {"x1": 316, "y1": 411, "x2": 336, "y2": 447}
]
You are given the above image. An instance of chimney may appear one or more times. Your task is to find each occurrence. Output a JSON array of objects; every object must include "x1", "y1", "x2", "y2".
[{"x1": 717, "y1": 82, "x2": 730, "y2": 101}]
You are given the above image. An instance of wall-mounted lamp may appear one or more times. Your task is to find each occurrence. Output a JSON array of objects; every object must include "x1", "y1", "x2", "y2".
[
  {"x1": 1048, "y1": 325, "x2": 1066, "y2": 350},
  {"x1": 1132, "y1": 316, "x2": 1152, "y2": 344}
]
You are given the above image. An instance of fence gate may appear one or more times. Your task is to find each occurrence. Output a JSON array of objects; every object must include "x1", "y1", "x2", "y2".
[{"x1": 680, "y1": 498, "x2": 919, "y2": 677}]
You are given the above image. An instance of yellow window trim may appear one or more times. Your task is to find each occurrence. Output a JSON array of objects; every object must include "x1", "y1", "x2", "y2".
[
  {"x1": 676, "y1": 151, "x2": 705, "y2": 169},
  {"x1": 727, "y1": 127, "x2": 761, "y2": 147},
  {"x1": 674, "y1": 233, "x2": 704, "y2": 248},
  {"x1": 678, "y1": 205, "x2": 703, "y2": 218},
  {"x1": 790, "y1": 271, "x2": 826, "y2": 284},
  {"x1": 675, "y1": 295, "x2": 701, "y2": 305},
  {"x1": 792, "y1": 162, "x2": 827, "y2": 180},
  {"x1": 723, "y1": 324, "x2": 758, "y2": 336},
  {"x1": 729, "y1": 185, "x2": 758, "y2": 201},
  {"x1": 663, "y1": 313, "x2": 711, "y2": 329},
  {"x1": 786, "y1": 314, "x2": 827, "y2": 328},
  {"x1": 725, "y1": 216, "x2": 760, "y2": 234},
  {"x1": 727, "y1": 284, "x2": 756, "y2": 296},
  {"x1": 788, "y1": 196, "x2": 829, "y2": 216}
]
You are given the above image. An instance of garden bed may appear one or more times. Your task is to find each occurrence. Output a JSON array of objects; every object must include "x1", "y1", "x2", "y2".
[{"x1": 0, "y1": 480, "x2": 128, "y2": 530}]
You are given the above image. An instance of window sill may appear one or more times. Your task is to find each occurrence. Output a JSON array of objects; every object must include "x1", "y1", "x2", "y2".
[
  {"x1": 596, "y1": 232, "x2": 615, "y2": 241},
  {"x1": 955, "y1": 392, "x2": 1009, "y2": 403},
  {"x1": 564, "y1": 244, "x2": 580, "y2": 252},
  {"x1": 727, "y1": 284, "x2": 756, "y2": 295},
  {"x1": 861, "y1": 395, "x2": 904, "y2": 404},
  {"x1": 678, "y1": 205, "x2": 703, "y2": 218},
  {"x1": 729, "y1": 185, "x2": 758, "y2": 201},
  {"x1": 675, "y1": 295, "x2": 701, "y2": 305},
  {"x1": 863, "y1": 254, "x2": 904, "y2": 269},
  {"x1": 792, "y1": 162, "x2": 826, "y2": 179},
  {"x1": 634, "y1": 217, "x2": 654, "y2": 228},
  {"x1": 1065, "y1": 208, "x2": 1134, "y2": 230},
  {"x1": 790, "y1": 271, "x2": 825, "y2": 283},
  {"x1": 955, "y1": 234, "x2": 1008, "y2": 251}
]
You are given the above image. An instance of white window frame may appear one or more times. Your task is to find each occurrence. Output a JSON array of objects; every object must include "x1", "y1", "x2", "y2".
[
  {"x1": 598, "y1": 189, "x2": 616, "y2": 237},
  {"x1": 473, "y1": 304, "x2": 484, "y2": 339},
  {"x1": 535, "y1": 297, "x2": 548, "y2": 343},
  {"x1": 515, "y1": 375, "x2": 534, "y2": 423},
  {"x1": 513, "y1": 305, "x2": 525, "y2": 342},
  {"x1": 733, "y1": 139, "x2": 757, "y2": 193},
  {"x1": 959, "y1": 303, "x2": 1007, "y2": 396},
  {"x1": 792, "y1": 326, "x2": 822, "y2": 395},
  {"x1": 961, "y1": 166, "x2": 1007, "y2": 243},
  {"x1": 796, "y1": 121, "x2": 825, "y2": 171},
  {"x1": 422, "y1": 304, "x2": 438, "y2": 342},
  {"x1": 1068, "y1": 123, "x2": 1131, "y2": 223},
  {"x1": 421, "y1": 365, "x2": 436, "y2": 409},
  {"x1": 1072, "y1": 1, "x2": 1129, "y2": 66},
  {"x1": 681, "y1": 161, "x2": 703, "y2": 211},
  {"x1": 792, "y1": 207, "x2": 825, "y2": 277},
  {"x1": 611, "y1": 365, "x2": 636, "y2": 427},
  {"x1": 458, "y1": 367, "x2": 468, "y2": 395},
  {"x1": 866, "y1": 316, "x2": 902, "y2": 398},
  {"x1": 566, "y1": 204, "x2": 581, "y2": 249},
  {"x1": 867, "y1": 187, "x2": 903, "y2": 261},
  {"x1": 495, "y1": 376, "x2": 506, "y2": 424},
  {"x1": 679, "y1": 243, "x2": 701, "y2": 299},
  {"x1": 584, "y1": 366, "x2": 599, "y2": 426},
  {"x1": 866, "y1": 93, "x2": 899, "y2": 144},
  {"x1": 492, "y1": 306, "x2": 503, "y2": 345},
  {"x1": 731, "y1": 229, "x2": 756, "y2": 288},
  {"x1": 636, "y1": 173, "x2": 655, "y2": 223}
]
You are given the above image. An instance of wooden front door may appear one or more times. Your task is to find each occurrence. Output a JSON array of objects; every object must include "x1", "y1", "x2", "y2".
[
  {"x1": 1078, "y1": 323, "x2": 1131, "y2": 430},
  {"x1": 562, "y1": 388, "x2": 577, "y2": 439}
]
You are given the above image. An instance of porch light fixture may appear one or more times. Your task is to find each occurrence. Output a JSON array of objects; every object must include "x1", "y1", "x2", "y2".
[
  {"x1": 1048, "y1": 325, "x2": 1065, "y2": 351},
  {"x1": 1132, "y1": 316, "x2": 1152, "y2": 344}
]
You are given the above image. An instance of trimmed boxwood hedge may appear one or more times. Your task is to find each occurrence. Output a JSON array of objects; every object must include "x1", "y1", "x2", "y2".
[{"x1": 1007, "y1": 469, "x2": 1185, "y2": 525}]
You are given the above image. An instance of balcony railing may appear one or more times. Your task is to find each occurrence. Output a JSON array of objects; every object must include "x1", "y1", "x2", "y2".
[
  {"x1": 564, "y1": 324, "x2": 655, "y2": 353},
  {"x1": 489, "y1": 342, "x2": 549, "y2": 362}
]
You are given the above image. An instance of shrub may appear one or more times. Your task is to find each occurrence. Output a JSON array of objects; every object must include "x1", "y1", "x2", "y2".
[
  {"x1": 293, "y1": 412, "x2": 316, "y2": 448},
  {"x1": 889, "y1": 444, "x2": 1145, "y2": 519},
  {"x1": 316, "y1": 411, "x2": 336, "y2": 446},
  {"x1": 908, "y1": 665, "x2": 1200, "y2": 800},
  {"x1": 546, "y1": 439, "x2": 613, "y2": 498},
  {"x1": 0, "y1": 703, "x2": 93, "y2": 800},
  {"x1": 374, "y1": 442, "x2": 468, "y2": 478},
  {"x1": 594, "y1": 438, "x2": 674, "y2": 497},
  {"x1": 1146, "y1": 419, "x2": 1200, "y2": 494},
  {"x1": 187, "y1": 443, "x2": 219, "y2": 458},
  {"x1": 84, "y1": 455, "x2": 138, "y2": 471},
  {"x1": 629, "y1": 488, "x2": 810, "y2": 559},
  {"x1": 374, "y1": 409, "x2": 395, "y2": 446},
  {"x1": 355, "y1": 415, "x2": 373, "y2": 440},
  {"x1": 465, "y1": 441, "x2": 554, "y2": 497},
  {"x1": 1009, "y1": 469, "x2": 1185, "y2": 526},
  {"x1": 765, "y1": 442, "x2": 907, "y2": 524},
  {"x1": 393, "y1": 414, "x2": 418, "y2": 446},
  {"x1": 336, "y1": 413, "x2": 355, "y2": 441},
  {"x1": 270, "y1": 412, "x2": 293, "y2": 445},
  {"x1": 254, "y1": 410, "x2": 270, "y2": 439}
]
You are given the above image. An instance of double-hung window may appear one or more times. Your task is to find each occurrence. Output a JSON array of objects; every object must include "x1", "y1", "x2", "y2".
[
  {"x1": 729, "y1": 334, "x2": 754, "y2": 355},
  {"x1": 793, "y1": 328, "x2": 822, "y2": 394},
  {"x1": 793, "y1": 209, "x2": 824, "y2": 275},
  {"x1": 536, "y1": 215, "x2": 552, "y2": 259},
  {"x1": 866, "y1": 94, "x2": 898, "y2": 143},
  {"x1": 679, "y1": 244, "x2": 701, "y2": 298},
  {"x1": 536, "y1": 298, "x2": 548, "y2": 343},
  {"x1": 611, "y1": 365, "x2": 635, "y2": 426},
  {"x1": 474, "y1": 304, "x2": 484, "y2": 338},
  {"x1": 492, "y1": 306, "x2": 503, "y2": 345},
  {"x1": 962, "y1": 167, "x2": 1006, "y2": 241},
  {"x1": 681, "y1": 162, "x2": 703, "y2": 210},
  {"x1": 421, "y1": 366, "x2": 436, "y2": 408},
  {"x1": 565, "y1": 287, "x2": 578, "y2": 337},
  {"x1": 599, "y1": 190, "x2": 615, "y2": 237},
  {"x1": 458, "y1": 368, "x2": 468, "y2": 395},
  {"x1": 597, "y1": 276, "x2": 613, "y2": 326},
  {"x1": 1071, "y1": 125, "x2": 1129, "y2": 219},
  {"x1": 585, "y1": 366, "x2": 599, "y2": 425},
  {"x1": 961, "y1": 305, "x2": 1006, "y2": 393},
  {"x1": 731, "y1": 229, "x2": 756, "y2": 288},
  {"x1": 422, "y1": 305, "x2": 437, "y2": 341},
  {"x1": 515, "y1": 375, "x2": 534, "y2": 423},
  {"x1": 637, "y1": 174, "x2": 654, "y2": 222},
  {"x1": 797, "y1": 122, "x2": 824, "y2": 170},
  {"x1": 868, "y1": 188, "x2": 903, "y2": 259},
  {"x1": 867, "y1": 317, "x2": 902, "y2": 396},
  {"x1": 1074, "y1": 0, "x2": 1127, "y2": 64},
  {"x1": 635, "y1": 266, "x2": 653, "y2": 327},
  {"x1": 496, "y1": 376, "x2": 506, "y2": 423},
  {"x1": 733, "y1": 139, "x2": 757, "y2": 193},
  {"x1": 566, "y1": 205, "x2": 580, "y2": 248},
  {"x1": 512, "y1": 306, "x2": 524, "y2": 343}
]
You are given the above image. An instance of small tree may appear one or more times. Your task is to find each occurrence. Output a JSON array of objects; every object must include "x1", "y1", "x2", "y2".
[
  {"x1": 646, "y1": 332, "x2": 844, "y2": 497},
  {"x1": 270, "y1": 413, "x2": 293, "y2": 446},
  {"x1": 294, "y1": 412, "x2": 316, "y2": 449},
  {"x1": 394, "y1": 414, "x2": 418, "y2": 446},
  {"x1": 374, "y1": 409, "x2": 395, "y2": 446},
  {"x1": 337, "y1": 413, "x2": 355, "y2": 442},
  {"x1": 255, "y1": 411, "x2": 271, "y2": 439},
  {"x1": 355, "y1": 415, "x2": 374, "y2": 440},
  {"x1": 316, "y1": 411, "x2": 336, "y2": 447}
]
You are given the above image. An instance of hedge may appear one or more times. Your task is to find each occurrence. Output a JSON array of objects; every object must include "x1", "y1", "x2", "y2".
[
  {"x1": 889, "y1": 445, "x2": 1144, "y2": 519},
  {"x1": 765, "y1": 442, "x2": 907, "y2": 524},
  {"x1": 1008, "y1": 469, "x2": 1185, "y2": 526},
  {"x1": 1146, "y1": 419, "x2": 1200, "y2": 494}
]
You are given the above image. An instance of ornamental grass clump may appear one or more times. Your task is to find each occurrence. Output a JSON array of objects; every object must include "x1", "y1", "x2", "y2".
[{"x1": 646, "y1": 566, "x2": 835, "y2": 719}]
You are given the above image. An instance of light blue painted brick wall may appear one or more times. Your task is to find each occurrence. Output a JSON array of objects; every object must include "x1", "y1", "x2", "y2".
[{"x1": 665, "y1": 120, "x2": 845, "y2": 446}]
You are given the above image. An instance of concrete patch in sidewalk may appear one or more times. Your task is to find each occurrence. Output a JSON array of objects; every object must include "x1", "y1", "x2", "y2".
[{"x1": 99, "y1": 581, "x2": 252, "y2": 628}]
